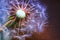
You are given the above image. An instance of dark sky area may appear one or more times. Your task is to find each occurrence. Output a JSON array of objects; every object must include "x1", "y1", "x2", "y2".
[{"x1": 39, "y1": 0, "x2": 60, "y2": 40}]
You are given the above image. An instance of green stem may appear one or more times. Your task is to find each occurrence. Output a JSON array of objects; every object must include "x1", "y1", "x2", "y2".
[{"x1": 0, "y1": 31, "x2": 3, "y2": 40}]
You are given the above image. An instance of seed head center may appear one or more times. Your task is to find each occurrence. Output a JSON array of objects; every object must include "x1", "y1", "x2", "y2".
[{"x1": 16, "y1": 9, "x2": 26, "y2": 18}]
